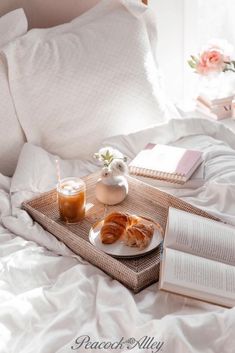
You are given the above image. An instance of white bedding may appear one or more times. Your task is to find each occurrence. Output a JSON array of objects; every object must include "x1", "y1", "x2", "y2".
[{"x1": 1, "y1": 117, "x2": 235, "y2": 353}]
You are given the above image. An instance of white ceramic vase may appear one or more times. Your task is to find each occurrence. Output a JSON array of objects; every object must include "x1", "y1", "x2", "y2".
[
  {"x1": 95, "y1": 175, "x2": 128, "y2": 205},
  {"x1": 197, "y1": 72, "x2": 235, "y2": 99}
]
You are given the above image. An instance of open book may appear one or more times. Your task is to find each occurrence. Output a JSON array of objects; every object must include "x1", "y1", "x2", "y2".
[{"x1": 159, "y1": 207, "x2": 235, "y2": 307}]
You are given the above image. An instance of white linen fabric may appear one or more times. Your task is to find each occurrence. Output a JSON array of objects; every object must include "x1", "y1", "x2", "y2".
[
  {"x1": 103, "y1": 118, "x2": 235, "y2": 224},
  {"x1": 1, "y1": 118, "x2": 235, "y2": 352},
  {"x1": 0, "y1": 9, "x2": 27, "y2": 177},
  {"x1": 2, "y1": 0, "x2": 178, "y2": 165}
]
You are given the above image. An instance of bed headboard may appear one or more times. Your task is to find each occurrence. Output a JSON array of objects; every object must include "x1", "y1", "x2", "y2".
[{"x1": 0, "y1": 0, "x2": 148, "y2": 29}]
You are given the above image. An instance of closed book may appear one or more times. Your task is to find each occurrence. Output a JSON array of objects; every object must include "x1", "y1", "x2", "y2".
[
  {"x1": 136, "y1": 162, "x2": 204, "y2": 189},
  {"x1": 197, "y1": 94, "x2": 234, "y2": 109},
  {"x1": 196, "y1": 101, "x2": 231, "y2": 120},
  {"x1": 129, "y1": 144, "x2": 203, "y2": 184},
  {"x1": 196, "y1": 98, "x2": 232, "y2": 114}
]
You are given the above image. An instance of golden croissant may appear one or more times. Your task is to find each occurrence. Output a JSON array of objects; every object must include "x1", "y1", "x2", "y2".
[
  {"x1": 100, "y1": 211, "x2": 154, "y2": 249},
  {"x1": 123, "y1": 223, "x2": 154, "y2": 250},
  {"x1": 100, "y1": 212, "x2": 139, "y2": 244}
]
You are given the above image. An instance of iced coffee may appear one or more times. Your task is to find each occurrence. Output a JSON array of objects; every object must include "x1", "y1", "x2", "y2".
[{"x1": 57, "y1": 177, "x2": 86, "y2": 223}]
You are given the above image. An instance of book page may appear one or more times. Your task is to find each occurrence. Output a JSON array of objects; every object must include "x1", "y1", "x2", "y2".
[
  {"x1": 160, "y1": 248, "x2": 235, "y2": 307},
  {"x1": 165, "y1": 207, "x2": 235, "y2": 266}
]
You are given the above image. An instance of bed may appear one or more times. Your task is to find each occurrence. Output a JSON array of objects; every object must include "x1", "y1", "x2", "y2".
[{"x1": 0, "y1": 1, "x2": 235, "y2": 352}]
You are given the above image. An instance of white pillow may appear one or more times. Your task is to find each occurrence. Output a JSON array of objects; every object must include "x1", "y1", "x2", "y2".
[
  {"x1": 0, "y1": 9, "x2": 28, "y2": 176},
  {"x1": 2, "y1": 0, "x2": 175, "y2": 163},
  {"x1": 0, "y1": 8, "x2": 28, "y2": 47}
]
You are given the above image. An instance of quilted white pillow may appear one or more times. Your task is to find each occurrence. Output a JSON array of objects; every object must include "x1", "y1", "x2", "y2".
[
  {"x1": 3, "y1": 0, "x2": 176, "y2": 163},
  {"x1": 0, "y1": 9, "x2": 27, "y2": 176}
]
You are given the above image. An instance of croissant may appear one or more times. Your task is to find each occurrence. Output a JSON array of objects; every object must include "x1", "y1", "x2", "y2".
[
  {"x1": 123, "y1": 223, "x2": 154, "y2": 250},
  {"x1": 100, "y1": 223, "x2": 124, "y2": 244},
  {"x1": 100, "y1": 212, "x2": 139, "y2": 244}
]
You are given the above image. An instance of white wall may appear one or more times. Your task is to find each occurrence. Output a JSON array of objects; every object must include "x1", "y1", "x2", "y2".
[
  {"x1": 149, "y1": 1, "x2": 235, "y2": 102},
  {"x1": 0, "y1": 0, "x2": 100, "y2": 28},
  {"x1": 150, "y1": 0, "x2": 184, "y2": 102}
]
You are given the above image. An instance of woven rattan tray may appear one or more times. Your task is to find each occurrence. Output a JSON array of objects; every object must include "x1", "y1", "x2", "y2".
[{"x1": 22, "y1": 173, "x2": 218, "y2": 293}]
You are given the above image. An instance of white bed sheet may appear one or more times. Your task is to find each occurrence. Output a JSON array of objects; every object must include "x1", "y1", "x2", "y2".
[{"x1": 1, "y1": 118, "x2": 235, "y2": 353}]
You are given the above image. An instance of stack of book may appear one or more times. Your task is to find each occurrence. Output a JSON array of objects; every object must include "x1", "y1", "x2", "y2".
[{"x1": 196, "y1": 94, "x2": 234, "y2": 120}]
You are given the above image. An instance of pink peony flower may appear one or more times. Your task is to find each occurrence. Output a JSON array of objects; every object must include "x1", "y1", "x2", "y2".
[
  {"x1": 196, "y1": 49, "x2": 226, "y2": 75},
  {"x1": 188, "y1": 40, "x2": 235, "y2": 76}
]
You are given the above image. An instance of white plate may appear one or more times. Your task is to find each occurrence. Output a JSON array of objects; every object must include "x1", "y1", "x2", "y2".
[{"x1": 89, "y1": 217, "x2": 163, "y2": 258}]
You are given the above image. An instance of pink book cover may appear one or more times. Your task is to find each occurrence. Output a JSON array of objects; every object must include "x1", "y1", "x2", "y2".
[
  {"x1": 174, "y1": 149, "x2": 202, "y2": 176},
  {"x1": 130, "y1": 144, "x2": 203, "y2": 180}
]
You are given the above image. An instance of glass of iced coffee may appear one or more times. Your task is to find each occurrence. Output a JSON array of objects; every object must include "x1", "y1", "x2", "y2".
[{"x1": 57, "y1": 177, "x2": 86, "y2": 223}]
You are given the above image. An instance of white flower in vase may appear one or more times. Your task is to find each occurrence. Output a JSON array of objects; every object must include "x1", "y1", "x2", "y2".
[
  {"x1": 109, "y1": 159, "x2": 128, "y2": 177},
  {"x1": 100, "y1": 166, "x2": 112, "y2": 179},
  {"x1": 93, "y1": 147, "x2": 129, "y2": 205}
]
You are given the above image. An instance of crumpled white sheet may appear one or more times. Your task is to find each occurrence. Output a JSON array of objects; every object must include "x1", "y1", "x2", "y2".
[{"x1": 1, "y1": 118, "x2": 235, "y2": 353}]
